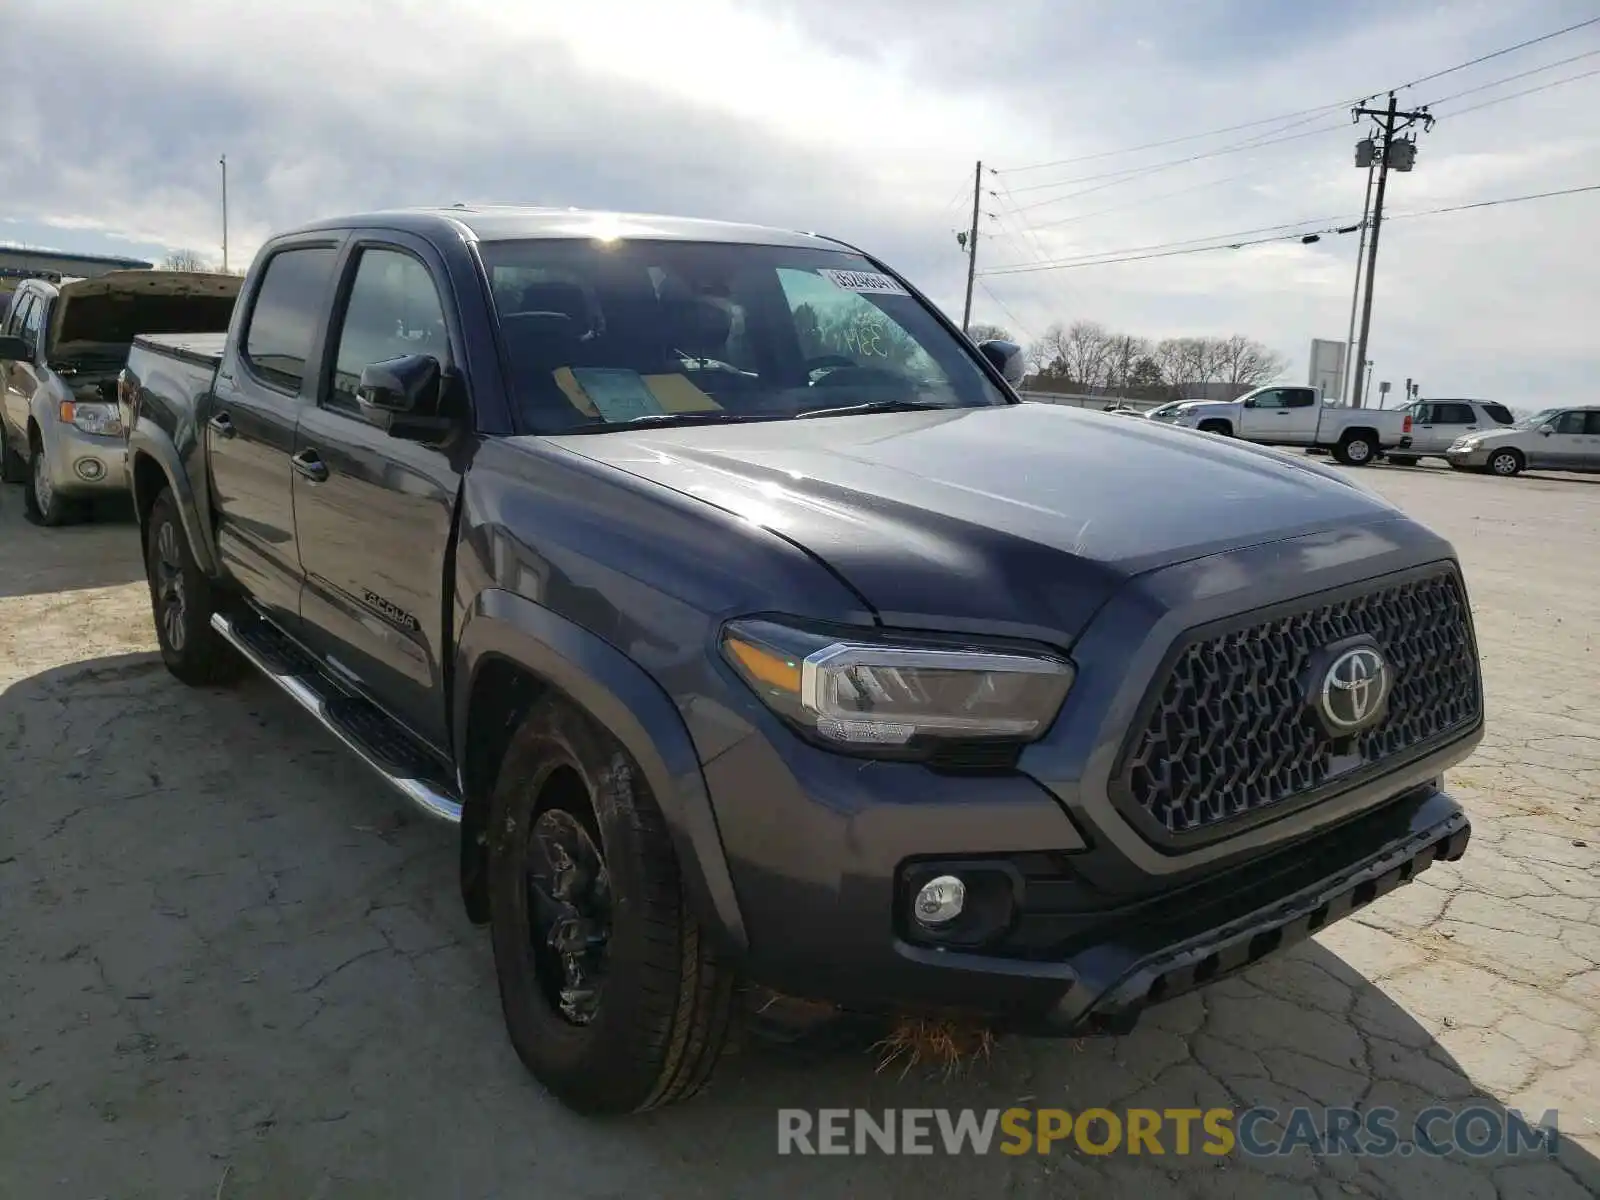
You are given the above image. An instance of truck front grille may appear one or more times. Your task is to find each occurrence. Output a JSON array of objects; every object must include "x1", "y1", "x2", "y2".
[{"x1": 1118, "y1": 567, "x2": 1480, "y2": 838}]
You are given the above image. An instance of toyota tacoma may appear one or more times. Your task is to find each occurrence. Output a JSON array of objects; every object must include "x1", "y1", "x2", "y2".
[{"x1": 119, "y1": 206, "x2": 1483, "y2": 1114}]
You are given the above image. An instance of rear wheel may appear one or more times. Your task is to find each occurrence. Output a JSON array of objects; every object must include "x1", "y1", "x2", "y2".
[
  {"x1": 1487, "y1": 448, "x2": 1524, "y2": 477},
  {"x1": 145, "y1": 488, "x2": 245, "y2": 685},
  {"x1": 1333, "y1": 432, "x2": 1377, "y2": 466},
  {"x1": 0, "y1": 420, "x2": 25, "y2": 484},
  {"x1": 487, "y1": 697, "x2": 735, "y2": 1114}
]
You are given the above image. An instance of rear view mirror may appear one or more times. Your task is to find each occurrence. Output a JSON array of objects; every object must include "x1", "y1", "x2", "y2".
[
  {"x1": 0, "y1": 334, "x2": 28, "y2": 361},
  {"x1": 976, "y1": 338, "x2": 1025, "y2": 385}
]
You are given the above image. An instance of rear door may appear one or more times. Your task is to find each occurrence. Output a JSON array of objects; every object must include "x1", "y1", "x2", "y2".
[
  {"x1": 207, "y1": 239, "x2": 343, "y2": 629},
  {"x1": 1420, "y1": 401, "x2": 1478, "y2": 453},
  {"x1": 1578, "y1": 410, "x2": 1600, "y2": 471},
  {"x1": 291, "y1": 235, "x2": 465, "y2": 751}
]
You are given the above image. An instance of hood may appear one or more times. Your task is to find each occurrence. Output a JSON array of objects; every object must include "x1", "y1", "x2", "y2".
[
  {"x1": 50, "y1": 270, "x2": 241, "y2": 366},
  {"x1": 542, "y1": 403, "x2": 1404, "y2": 641}
]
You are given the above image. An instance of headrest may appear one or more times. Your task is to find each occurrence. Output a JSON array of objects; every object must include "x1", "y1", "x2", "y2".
[
  {"x1": 663, "y1": 296, "x2": 732, "y2": 359},
  {"x1": 514, "y1": 281, "x2": 590, "y2": 327}
]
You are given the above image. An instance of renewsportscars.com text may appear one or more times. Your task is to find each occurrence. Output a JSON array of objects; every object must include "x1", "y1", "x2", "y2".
[{"x1": 777, "y1": 1106, "x2": 1560, "y2": 1159}]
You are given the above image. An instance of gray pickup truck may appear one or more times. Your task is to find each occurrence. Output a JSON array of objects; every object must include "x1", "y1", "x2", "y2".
[{"x1": 119, "y1": 206, "x2": 1484, "y2": 1115}]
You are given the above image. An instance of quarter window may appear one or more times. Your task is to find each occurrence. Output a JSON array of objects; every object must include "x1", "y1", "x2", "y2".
[
  {"x1": 243, "y1": 247, "x2": 340, "y2": 391},
  {"x1": 1284, "y1": 389, "x2": 1315, "y2": 409},
  {"x1": 1482, "y1": 403, "x2": 1514, "y2": 425},
  {"x1": 19, "y1": 294, "x2": 45, "y2": 358},
  {"x1": 328, "y1": 248, "x2": 449, "y2": 414}
]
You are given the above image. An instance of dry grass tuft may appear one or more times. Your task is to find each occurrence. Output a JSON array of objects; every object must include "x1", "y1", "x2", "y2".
[{"x1": 873, "y1": 1016, "x2": 997, "y2": 1080}]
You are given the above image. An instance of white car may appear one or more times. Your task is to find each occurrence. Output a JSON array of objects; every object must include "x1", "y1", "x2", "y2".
[
  {"x1": 1147, "y1": 384, "x2": 1411, "y2": 466},
  {"x1": 1387, "y1": 399, "x2": 1515, "y2": 464},
  {"x1": 1445, "y1": 406, "x2": 1600, "y2": 477}
]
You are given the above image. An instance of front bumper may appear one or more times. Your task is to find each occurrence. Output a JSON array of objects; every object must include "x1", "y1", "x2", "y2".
[
  {"x1": 46, "y1": 423, "x2": 129, "y2": 495},
  {"x1": 1445, "y1": 447, "x2": 1490, "y2": 468}
]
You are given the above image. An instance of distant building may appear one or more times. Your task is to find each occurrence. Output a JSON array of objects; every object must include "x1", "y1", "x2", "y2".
[{"x1": 0, "y1": 244, "x2": 155, "y2": 305}]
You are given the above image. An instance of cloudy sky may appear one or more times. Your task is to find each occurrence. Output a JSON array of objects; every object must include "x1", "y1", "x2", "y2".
[{"x1": 5, "y1": 0, "x2": 1598, "y2": 404}]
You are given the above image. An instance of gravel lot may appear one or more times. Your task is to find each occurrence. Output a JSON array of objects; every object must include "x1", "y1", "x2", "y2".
[{"x1": 1, "y1": 460, "x2": 1596, "y2": 1199}]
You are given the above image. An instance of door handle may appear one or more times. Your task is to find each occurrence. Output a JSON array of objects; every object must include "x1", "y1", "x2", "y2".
[
  {"x1": 1465, "y1": 425, "x2": 1478, "y2": 431},
  {"x1": 208, "y1": 412, "x2": 236, "y2": 439},
  {"x1": 291, "y1": 448, "x2": 330, "y2": 483}
]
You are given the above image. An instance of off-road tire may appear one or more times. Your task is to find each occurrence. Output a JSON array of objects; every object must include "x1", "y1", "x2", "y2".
[
  {"x1": 487, "y1": 697, "x2": 735, "y2": 1114},
  {"x1": 0, "y1": 419, "x2": 26, "y2": 484},
  {"x1": 145, "y1": 488, "x2": 245, "y2": 686},
  {"x1": 1333, "y1": 432, "x2": 1377, "y2": 466},
  {"x1": 1197, "y1": 419, "x2": 1232, "y2": 436},
  {"x1": 1487, "y1": 448, "x2": 1524, "y2": 478},
  {"x1": 25, "y1": 439, "x2": 79, "y2": 525}
]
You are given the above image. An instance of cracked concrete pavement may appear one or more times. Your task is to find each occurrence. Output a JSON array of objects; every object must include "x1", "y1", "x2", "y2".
[{"x1": 1, "y1": 462, "x2": 1596, "y2": 1199}]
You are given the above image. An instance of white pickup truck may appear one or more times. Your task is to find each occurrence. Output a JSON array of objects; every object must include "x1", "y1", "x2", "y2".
[{"x1": 1146, "y1": 384, "x2": 1412, "y2": 466}]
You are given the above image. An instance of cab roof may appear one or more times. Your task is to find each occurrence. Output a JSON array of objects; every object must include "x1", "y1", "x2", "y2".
[{"x1": 289, "y1": 206, "x2": 847, "y2": 252}]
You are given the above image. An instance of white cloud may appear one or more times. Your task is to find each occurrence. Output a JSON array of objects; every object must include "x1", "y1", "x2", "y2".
[{"x1": 3, "y1": 0, "x2": 1597, "y2": 403}]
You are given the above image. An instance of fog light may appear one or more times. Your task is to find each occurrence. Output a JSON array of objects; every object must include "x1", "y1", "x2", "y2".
[
  {"x1": 913, "y1": 875, "x2": 966, "y2": 926},
  {"x1": 74, "y1": 458, "x2": 105, "y2": 482}
]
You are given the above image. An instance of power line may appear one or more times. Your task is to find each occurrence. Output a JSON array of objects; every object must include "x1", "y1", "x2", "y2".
[
  {"x1": 991, "y1": 101, "x2": 1355, "y2": 175},
  {"x1": 982, "y1": 214, "x2": 1361, "y2": 275},
  {"x1": 993, "y1": 14, "x2": 1600, "y2": 178},
  {"x1": 1432, "y1": 63, "x2": 1600, "y2": 117},
  {"x1": 1387, "y1": 182, "x2": 1600, "y2": 219},
  {"x1": 975, "y1": 278, "x2": 1035, "y2": 342},
  {"x1": 1421, "y1": 45, "x2": 1600, "y2": 104},
  {"x1": 978, "y1": 181, "x2": 1600, "y2": 276},
  {"x1": 1396, "y1": 13, "x2": 1600, "y2": 91}
]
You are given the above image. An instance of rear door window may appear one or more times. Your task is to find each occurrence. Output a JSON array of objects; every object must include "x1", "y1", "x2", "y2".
[
  {"x1": 243, "y1": 247, "x2": 340, "y2": 392},
  {"x1": 1584, "y1": 411, "x2": 1600, "y2": 436},
  {"x1": 1436, "y1": 403, "x2": 1476, "y2": 424}
]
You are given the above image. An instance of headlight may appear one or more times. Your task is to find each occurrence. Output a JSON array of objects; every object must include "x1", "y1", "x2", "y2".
[
  {"x1": 721, "y1": 619, "x2": 1073, "y2": 753},
  {"x1": 1453, "y1": 437, "x2": 1481, "y2": 452},
  {"x1": 59, "y1": 400, "x2": 124, "y2": 437}
]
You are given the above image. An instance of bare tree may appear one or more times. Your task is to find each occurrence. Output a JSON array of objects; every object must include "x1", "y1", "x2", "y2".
[
  {"x1": 1152, "y1": 338, "x2": 1189, "y2": 396},
  {"x1": 966, "y1": 322, "x2": 1013, "y2": 344},
  {"x1": 1211, "y1": 334, "x2": 1287, "y2": 388},
  {"x1": 1103, "y1": 333, "x2": 1148, "y2": 394},
  {"x1": 159, "y1": 248, "x2": 211, "y2": 271},
  {"x1": 1060, "y1": 320, "x2": 1112, "y2": 391}
]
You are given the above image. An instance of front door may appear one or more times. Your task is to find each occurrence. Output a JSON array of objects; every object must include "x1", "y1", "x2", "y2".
[
  {"x1": 1531, "y1": 410, "x2": 1589, "y2": 471},
  {"x1": 1238, "y1": 388, "x2": 1293, "y2": 441},
  {"x1": 292, "y1": 238, "x2": 465, "y2": 752},
  {"x1": 207, "y1": 241, "x2": 342, "y2": 628}
]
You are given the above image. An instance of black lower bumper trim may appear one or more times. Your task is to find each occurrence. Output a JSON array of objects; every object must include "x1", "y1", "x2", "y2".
[{"x1": 1025, "y1": 809, "x2": 1470, "y2": 1036}]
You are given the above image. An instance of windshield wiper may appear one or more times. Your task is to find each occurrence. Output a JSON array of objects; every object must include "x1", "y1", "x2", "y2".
[
  {"x1": 795, "y1": 399, "x2": 950, "y2": 420},
  {"x1": 568, "y1": 410, "x2": 782, "y2": 433}
]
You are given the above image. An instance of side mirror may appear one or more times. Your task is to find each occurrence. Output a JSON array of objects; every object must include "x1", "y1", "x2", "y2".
[
  {"x1": 976, "y1": 338, "x2": 1025, "y2": 385},
  {"x1": 358, "y1": 353, "x2": 441, "y2": 415},
  {"x1": 1539, "y1": 424, "x2": 1554, "y2": 436},
  {"x1": 0, "y1": 333, "x2": 29, "y2": 361}
]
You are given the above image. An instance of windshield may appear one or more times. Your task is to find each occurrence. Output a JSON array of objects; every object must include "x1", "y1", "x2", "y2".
[
  {"x1": 1512, "y1": 407, "x2": 1562, "y2": 429},
  {"x1": 478, "y1": 239, "x2": 1008, "y2": 433}
]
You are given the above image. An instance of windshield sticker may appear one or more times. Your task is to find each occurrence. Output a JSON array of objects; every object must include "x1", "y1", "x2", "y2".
[
  {"x1": 817, "y1": 269, "x2": 909, "y2": 297},
  {"x1": 569, "y1": 368, "x2": 669, "y2": 422}
]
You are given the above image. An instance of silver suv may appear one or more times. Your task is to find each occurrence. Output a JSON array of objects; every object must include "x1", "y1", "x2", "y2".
[{"x1": 1388, "y1": 399, "x2": 1514, "y2": 464}]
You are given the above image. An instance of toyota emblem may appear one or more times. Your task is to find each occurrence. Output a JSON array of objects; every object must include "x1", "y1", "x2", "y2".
[{"x1": 1320, "y1": 646, "x2": 1390, "y2": 732}]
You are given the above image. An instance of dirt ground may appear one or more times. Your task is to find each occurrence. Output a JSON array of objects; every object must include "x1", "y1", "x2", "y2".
[{"x1": 1, "y1": 461, "x2": 1596, "y2": 1200}]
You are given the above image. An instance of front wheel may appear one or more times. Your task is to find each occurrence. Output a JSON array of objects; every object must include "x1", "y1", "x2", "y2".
[
  {"x1": 26, "y1": 440, "x2": 79, "y2": 525},
  {"x1": 1197, "y1": 420, "x2": 1232, "y2": 437},
  {"x1": 1333, "y1": 433, "x2": 1377, "y2": 466},
  {"x1": 145, "y1": 488, "x2": 245, "y2": 685},
  {"x1": 487, "y1": 698, "x2": 735, "y2": 1114},
  {"x1": 1487, "y1": 448, "x2": 1524, "y2": 477}
]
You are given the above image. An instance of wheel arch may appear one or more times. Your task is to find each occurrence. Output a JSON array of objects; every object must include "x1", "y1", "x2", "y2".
[
  {"x1": 126, "y1": 431, "x2": 219, "y2": 576},
  {"x1": 452, "y1": 588, "x2": 747, "y2": 955}
]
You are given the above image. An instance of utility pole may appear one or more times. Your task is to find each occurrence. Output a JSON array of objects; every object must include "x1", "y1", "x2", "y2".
[
  {"x1": 1349, "y1": 93, "x2": 1431, "y2": 407},
  {"x1": 220, "y1": 154, "x2": 229, "y2": 273},
  {"x1": 961, "y1": 159, "x2": 981, "y2": 333},
  {"x1": 1342, "y1": 155, "x2": 1375, "y2": 405}
]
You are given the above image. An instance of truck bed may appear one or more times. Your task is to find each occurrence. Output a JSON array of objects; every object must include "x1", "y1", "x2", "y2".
[{"x1": 131, "y1": 331, "x2": 228, "y2": 369}]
